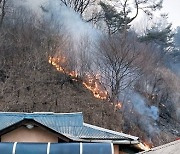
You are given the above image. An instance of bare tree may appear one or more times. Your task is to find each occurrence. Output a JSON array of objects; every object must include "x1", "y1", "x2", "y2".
[
  {"x1": 96, "y1": 33, "x2": 142, "y2": 103},
  {"x1": 76, "y1": 36, "x2": 93, "y2": 77},
  {"x1": 0, "y1": 6, "x2": 69, "y2": 111},
  {"x1": 59, "y1": 0, "x2": 94, "y2": 18},
  {"x1": 0, "y1": 0, "x2": 7, "y2": 27}
]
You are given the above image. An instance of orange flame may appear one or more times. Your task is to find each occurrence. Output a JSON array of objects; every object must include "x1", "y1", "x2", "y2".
[
  {"x1": 115, "y1": 102, "x2": 122, "y2": 109},
  {"x1": 143, "y1": 143, "x2": 151, "y2": 150},
  {"x1": 82, "y1": 74, "x2": 108, "y2": 100},
  {"x1": 138, "y1": 142, "x2": 151, "y2": 151},
  {"x1": 49, "y1": 56, "x2": 78, "y2": 77},
  {"x1": 48, "y1": 56, "x2": 108, "y2": 100}
]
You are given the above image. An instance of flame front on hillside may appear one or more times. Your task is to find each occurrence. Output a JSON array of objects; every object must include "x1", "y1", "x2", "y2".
[
  {"x1": 49, "y1": 56, "x2": 78, "y2": 77},
  {"x1": 82, "y1": 74, "x2": 108, "y2": 100},
  {"x1": 48, "y1": 56, "x2": 108, "y2": 100}
]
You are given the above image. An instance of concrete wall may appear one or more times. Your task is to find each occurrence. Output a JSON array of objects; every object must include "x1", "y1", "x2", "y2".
[{"x1": 1, "y1": 126, "x2": 58, "y2": 142}]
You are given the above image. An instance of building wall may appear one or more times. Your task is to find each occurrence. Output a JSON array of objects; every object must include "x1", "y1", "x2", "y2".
[
  {"x1": 114, "y1": 144, "x2": 120, "y2": 154},
  {"x1": 1, "y1": 126, "x2": 58, "y2": 142}
]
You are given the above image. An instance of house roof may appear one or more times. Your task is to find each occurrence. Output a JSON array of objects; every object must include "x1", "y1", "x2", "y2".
[
  {"x1": 139, "y1": 139, "x2": 180, "y2": 154},
  {"x1": 0, "y1": 112, "x2": 139, "y2": 142}
]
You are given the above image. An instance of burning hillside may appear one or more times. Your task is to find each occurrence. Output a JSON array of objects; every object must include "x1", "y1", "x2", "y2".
[
  {"x1": 0, "y1": 0, "x2": 180, "y2": 149},
  {"x1": 48, "y1": 56, "x2": 108, "y2": 100}
]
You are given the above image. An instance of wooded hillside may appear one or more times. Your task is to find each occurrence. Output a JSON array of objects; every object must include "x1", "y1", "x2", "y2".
[{"x1": 0, "y1": 0, "x2": 180, "y2": 147}]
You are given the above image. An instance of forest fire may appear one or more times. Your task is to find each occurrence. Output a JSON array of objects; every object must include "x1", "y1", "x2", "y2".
[
  {"x1": 48, "y1": 57, "x2": 78, "y2": 77},
  {"x1": 48, "y1": 56, "x2": 108, "y2": 100},
  {"x1": 82, "y1": 74, "x2": 108, "y2": 100}
]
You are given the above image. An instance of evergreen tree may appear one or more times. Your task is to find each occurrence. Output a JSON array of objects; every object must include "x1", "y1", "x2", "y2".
[
  {"x1": 99, "y1": 0, "x2": 163, "y2": 35},
  {"x1": 172, "y1": 26, "x2": 180, "y2": 62},
  {"x1": 174, "y1": 27, "x2": 180, "y2": 48},
  {"x1": 139, "y1": 23, "x2": 174, "y2": 52},
  {"x1": 100, "y1": 2, "x2": 130, "y2": 35}
]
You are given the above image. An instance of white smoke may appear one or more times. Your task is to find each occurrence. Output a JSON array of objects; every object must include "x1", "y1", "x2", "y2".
[
  {"x1": 13, "y1": 0, "x2": 48, "y2": 13},
  {"x1": 122, "y1": 89, "x2": 159, "y2": 120},
  {"x1": 14, "y1": 0, "x2": 99, "y2": 41},
  {"x1": 130, "y1": 92, "x2": 159, "y2": 120},
  {"x1": 12, "y1": 0, "x2": 101, "y2": 71},
  {"x1": 47, "y1": 1, "x2": 100, "y2": 41},
  {"x1": 121, "y1": 89, "x2": 159, "y2": 134}
]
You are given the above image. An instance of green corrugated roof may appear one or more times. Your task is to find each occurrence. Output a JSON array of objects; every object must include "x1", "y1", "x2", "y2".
[{"x1": 0, "y1": 112, "x2": 138, "y2": 141}]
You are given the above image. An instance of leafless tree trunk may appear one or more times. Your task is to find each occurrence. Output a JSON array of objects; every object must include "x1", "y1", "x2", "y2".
[
  {"x1": 96, "y1": 34, "x2": 142, "y2": 103},
  {"x1": 0, "y1": 0, "x2": 7, "y2": 27},
  {"x1": 60, "y1": 0, "x2": 94, "y2": 17},
  {"x1": 76, "y1": 36, "x2": 93, "y2": 77}
]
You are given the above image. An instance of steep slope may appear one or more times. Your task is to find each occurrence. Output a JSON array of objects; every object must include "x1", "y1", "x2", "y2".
[
  {"x1": 0, "y1": 63, "x2": 123, "y2": 132},
  {"x1": 0, "y1": 0, "x2": 179, "y2": 147},
  {"x1": 0, "y1": 61, "x2": 179, "y2": 147}
]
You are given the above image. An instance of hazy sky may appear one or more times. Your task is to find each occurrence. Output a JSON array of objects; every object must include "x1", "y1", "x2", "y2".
[
  {"x1": 16, "y1": 0, "x2": 179, "y2": 28},
  {"x1": 162, "y1": 0, "x2": 180, "y2": 28}
]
